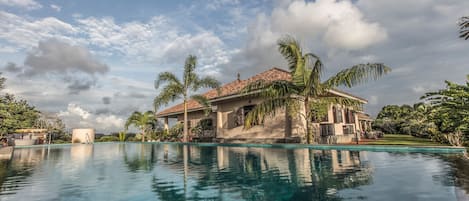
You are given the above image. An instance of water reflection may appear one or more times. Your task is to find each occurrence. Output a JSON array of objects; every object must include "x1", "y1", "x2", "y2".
[
  {"x1": 0, "y1": 144, "x2": 468, "y2": 201},
  {"x1": 151, "y1": 145, "x2": 373, "y2": 201}
]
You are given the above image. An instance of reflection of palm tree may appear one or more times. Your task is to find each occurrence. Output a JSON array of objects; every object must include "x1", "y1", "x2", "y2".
[
  {"x1": 151, "y1": 176, "x2": 186, "y2": 201},
  {"x1": 150, "y1": 145, "x2": 373, "y2": 200},
  {"x1": 122, "y1": 144, "x2": 158, "y2": 172}
]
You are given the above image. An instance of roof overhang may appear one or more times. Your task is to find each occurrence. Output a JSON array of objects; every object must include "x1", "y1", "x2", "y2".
[{"x1": 327, "y1": 89, "x2": 368, "y2": 104}]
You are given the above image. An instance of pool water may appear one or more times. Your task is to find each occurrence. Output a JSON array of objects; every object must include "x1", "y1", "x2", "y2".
[{"x1": 0, "y1": 143, "x2": 468, "y2": 201}]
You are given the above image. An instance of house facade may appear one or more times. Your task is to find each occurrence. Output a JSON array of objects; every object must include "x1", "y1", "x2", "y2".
[{"x1": 157, "y1": 68, "x2": 372, "y2": 144}]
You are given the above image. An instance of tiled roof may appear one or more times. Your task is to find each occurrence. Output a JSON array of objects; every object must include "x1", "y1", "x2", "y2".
[{"x1": 156, "y1": 67, "x2": 367, "y2": 117}]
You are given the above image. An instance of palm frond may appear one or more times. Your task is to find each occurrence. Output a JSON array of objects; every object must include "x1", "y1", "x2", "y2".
[
  {"x1": 193, "y1": 76, "x2": 221, "y2": 93},
  {"x1": 191, "y1": 94, "x2": 211, "y2": 116},
  {"x1": 459, "y1": 16, "x2": 469, "y2": 40},
  {"x1": 155, "y1": 72, "x2": 181, "y2": 89},
  {"x1": 317, "y1": 96, "x2": 363, "y2": 110},
  {"x1": 324, "y1": 63, "x2": 391, "y2": 88},
  {"x1": 183, "y1": 55, "x2": 197, "y2": 87},
  {"x1": 241, "y1": 79, "x2": 297, "y2": 99},
  {"x1": 125, "y1": 111, "x2": 142, "y2": 129},
  {"x1": 154, "y1": 83, "x2": 184, "y2": 110},
  {"x1": 244, "y1": 97, "x2": 292, "y2": 129},
  {"x1": 304, "y1": 53, "x2": 324, "y2": 96},
  {"x1": 277, "y1": 35, "x2": 302, "y2": 72}
]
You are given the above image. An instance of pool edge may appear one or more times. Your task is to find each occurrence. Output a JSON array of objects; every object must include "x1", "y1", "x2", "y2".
[{"x1": 12, "y1": 142, "x2": 466, "y2": 153}]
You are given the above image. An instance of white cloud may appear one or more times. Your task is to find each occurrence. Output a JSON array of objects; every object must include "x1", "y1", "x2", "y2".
[
  {"x1": 58, "y1": 104, "x2": 125, "y2": 132},
  {"x1": 0, "y1": 11, "x2": 78, "y2": 51},
  {"x1": 58, "y1": 104, "x2": 90, "y2": 120},
  {"x1": 50, "y1": 4, "x2": 61, "y2": 12},
  {"x1": 75, "y1": 15, "x2": 234, "y2": 73},
  {"x1": 269, "y1": 0, "x2": 387, "y2": 50},
  {"x1": 0, "y1": 0, "x2": 42, "y2": 10}
]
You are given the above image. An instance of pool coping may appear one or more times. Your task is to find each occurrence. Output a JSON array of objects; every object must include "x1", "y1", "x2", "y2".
[{"x1": 12, "y1": 142, "x2": 467, "y2": 153}]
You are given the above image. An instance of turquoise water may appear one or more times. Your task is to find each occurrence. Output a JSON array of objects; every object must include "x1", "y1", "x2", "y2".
[{"x1": 1, "y1": 143, "x2": 468, "y2": 201}]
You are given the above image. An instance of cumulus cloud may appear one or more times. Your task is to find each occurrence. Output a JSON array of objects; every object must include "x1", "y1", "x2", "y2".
[
  {"x1": 0, "y1": 0, "x2": 42, "y2": 10},
  {"x1": 58, "y1": 103, "x2": 124, "y2": 132},
  {"x1": 215, "y1": 0, "x2": 388, "y2": 82},
  {"x1": 270, "y1": 0, "x2": 387, "y2": 50},
  {"x1": 22, "y1": 39, "x2": 108, "y2": 76},
  {"x1": 10, "y1": 39, "x2": 109, "y2": 94}
]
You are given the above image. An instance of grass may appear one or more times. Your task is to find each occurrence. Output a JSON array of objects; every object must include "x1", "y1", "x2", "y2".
[{"x1": 365, "y1": 134, "x2": 446, "y2": 146}]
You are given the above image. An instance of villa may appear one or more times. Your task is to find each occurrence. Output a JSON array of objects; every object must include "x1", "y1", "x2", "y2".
[{"x1": 157, "y1": 68, "x2": 373, "y2": 144}]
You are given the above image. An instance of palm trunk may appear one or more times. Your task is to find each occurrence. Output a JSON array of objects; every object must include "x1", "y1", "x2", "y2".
[
  {"x1": 141, "y1": 127, "x2": 145, "y2": 142},
  {"x1": 304, "y1": 97, "x2": 314, "y2": 144},
  {"x1": 183, "y1": 99, "x2": 188, "y2": 142}
]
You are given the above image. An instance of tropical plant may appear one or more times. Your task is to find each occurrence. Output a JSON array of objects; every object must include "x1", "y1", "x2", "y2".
[
  {"x1": 242, "y1": 35, "x2": 390, "y2": 144},
  {"x1": 96, "y1": 135, "x2": 119, "y2": 142},
  {"x1": 0, "y1": 94, "x2": 40, "y2": 136},
  {"x1": 154, "y1": 55, "x2": 221, "y2": 142},
  {"x1": 459, "y1": 16, "x2": 469, "y2": 40},
  {"x1": 422, "y1": 75, "x2": 469, "y2": 145},
  {"x1": 34, "y1": 114, "x2": 69, "y2": 143},
  {"x1": 125, "y1": 111, "x2": 157, "y2": 142},
  {"x1": 118, "y1": 130, "x2": 126, "y2": 142}
]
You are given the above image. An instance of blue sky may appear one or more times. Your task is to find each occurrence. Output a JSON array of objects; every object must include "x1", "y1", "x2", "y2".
[{"x1": 1, "y1": 0, "x2": 468, "y2": 132}]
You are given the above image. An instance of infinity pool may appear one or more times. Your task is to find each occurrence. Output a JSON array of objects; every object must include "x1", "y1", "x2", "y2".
[{"x1": 0, "y1": 143, "x2": 468, "y2": 201}]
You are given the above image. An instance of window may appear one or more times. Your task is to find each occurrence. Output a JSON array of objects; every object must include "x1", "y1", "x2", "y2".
[
  {"x1": 333, "y1": 106, "x2": 343, "y2": 123},
  {"x1": 234, "y1": 105, "x2": 261, "y2": 127},
  {"x1": 320, "y1": 124, "x2": 334, "y2": 136},
  {"x1": 344, "y1": 109, "x2": 355, "y2": 124}
]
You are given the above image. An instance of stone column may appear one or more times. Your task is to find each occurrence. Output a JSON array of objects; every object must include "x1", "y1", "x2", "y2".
[
  {"x1": 216, "y1": 106, "x2": 223, "y2": 138},
  {"x1": 164, "y1": 117, "x2": 169, "y2": 131}
]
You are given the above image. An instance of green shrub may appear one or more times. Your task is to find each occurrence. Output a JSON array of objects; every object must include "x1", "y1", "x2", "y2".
[
  {"x1": 52, "y1": 139, "x2": 69, "y2": 144},
  {"x1": 96, "y1": 135, "x2": 119, "y2": 142}
]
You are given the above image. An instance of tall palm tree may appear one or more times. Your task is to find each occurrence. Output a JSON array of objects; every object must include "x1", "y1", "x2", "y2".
[
  {"x1": 460, "y1": 16, "x2": 469, "y2": 40},
  {"x1": 243, "y1": 35, "x2": 391, "y2": 144},
  {"x1": 154, "y1": 55, "x2": 221, "y2": 142},
  {"x1": 125, "y1": 111, "x2": 156, "y2": 142}
]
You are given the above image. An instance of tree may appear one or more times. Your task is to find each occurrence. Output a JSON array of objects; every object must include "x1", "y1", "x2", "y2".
[
  {"x1": 242, "y1": 35, "x2": 390, "y2": 144},
  {"x1": 422, "y1": 75, "x2": 469, "y2": 145},
  {"x1": 459, "y1": 16, "x2": 469, "y2": 40},
  {"x1": 0, "y1": 73, "x2": 5, "y2": 90},
  {"x1": 125, "y1": 111, "x2": 157, "y2": 142},
  {"x1": 0, "y1": 94, "x2": 40, "y2": 136},
  {"x1": 34, "y1": 114, "x2": 68, "y2": 143},
  {"x1": 154, "y1": 55, "x2": 221, "y2": 142}
]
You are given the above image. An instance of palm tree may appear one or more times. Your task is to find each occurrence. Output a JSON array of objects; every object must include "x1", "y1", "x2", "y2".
[
  {"x1": 460, "y1": 16, "x2": 469, "y2": 40},
  {"x1": 154, "y1": 55, "x2": 221, "y2": 142},
  {"x1": 125, "y1": 111, "x2": 156, "y2": 142},
  {"x1": 242, "y1": 35, "x2": 391, "y2": 144}
]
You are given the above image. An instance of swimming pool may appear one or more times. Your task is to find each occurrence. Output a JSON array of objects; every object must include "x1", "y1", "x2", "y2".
[{"x1": 1, "y1": 143, "x2": 468, "y2": 201}]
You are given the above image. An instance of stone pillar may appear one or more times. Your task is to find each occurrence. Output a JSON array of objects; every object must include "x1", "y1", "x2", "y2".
[
  {"x1": 164, "y1": 117, "x2": 169, "y2": 131},
  {"x1": 216, "y1": 106, "x2": 223, "y2": 138}
]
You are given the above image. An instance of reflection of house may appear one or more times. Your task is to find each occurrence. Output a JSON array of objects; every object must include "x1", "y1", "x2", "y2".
[
  {"x1": 13, "y1": 129, "x2": 48, "y2": 146},
  {"x1": 157, "y1": 68, "x2": 372, "y2": 144}
]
